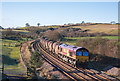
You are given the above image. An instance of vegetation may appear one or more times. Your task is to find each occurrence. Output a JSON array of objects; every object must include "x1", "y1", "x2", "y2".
[
  {"x1": 64, "y1": 36, "x2": 118, "y2": 40},
  {"x1": 71, "y1": 24, "x2": 118, "y2": 35},
  {"x1": 28, "y1": 42, "x2": 43, "y2": 79},
  {"x1": 76, "y1": 37, "x2": 120, "y2": 69},
  {"x1": 1, "y1": 28, "x2": 35, "y2": 77},
  {"x1": 25, "y1": 23, "x2": 30, "y2": 27},
  {"x1": 1, "y1": 39, "x2": 27, "y2": 75},
  {"x1": 44, "y1": 30, "x2": 63, "y2": 41},
  {"x1": 37, "y1": 23, "x2": 40, "y2": 27},
  {"x1": 1, "y1": 23, "x2": 119, "y2": 77},
  {"x1": 76, "y1": 37, "x2": 119, "y2": 58}
]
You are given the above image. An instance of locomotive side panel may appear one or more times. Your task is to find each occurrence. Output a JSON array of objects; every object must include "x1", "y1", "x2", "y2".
[{"x1": 59, "y1": 47, "x2": 76, "y2": 60}]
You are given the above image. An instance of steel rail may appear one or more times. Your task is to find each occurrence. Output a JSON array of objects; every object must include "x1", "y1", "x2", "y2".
[
  {"x1": 36, "y1": 42, "x2": 100, "y2": 81},
  {"x1": 37, "y1": 42, "x2": 113, "y2": 81},
  {"x1": 37, "y1": 43, "x2": 103, "y2": 80}
]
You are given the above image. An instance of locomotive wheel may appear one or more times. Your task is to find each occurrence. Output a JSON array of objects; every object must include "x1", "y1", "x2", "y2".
[
  {"x1": 69, "y1": 59, "x2": 72, "y2": 64},
  {"x1": 73, "y1": 61, "x2": 76, "y2": 66}
]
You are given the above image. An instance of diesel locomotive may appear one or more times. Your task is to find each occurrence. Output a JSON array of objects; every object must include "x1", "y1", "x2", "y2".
[{"x1": 39, "y1": 37, "x2": 89, "y2": 66}]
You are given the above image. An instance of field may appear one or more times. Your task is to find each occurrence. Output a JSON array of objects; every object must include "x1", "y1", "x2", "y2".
[
  {"x1": 0, "y1": 29, "x2": 29, "y2": 33},
  {"x1": 71, "y1": 24, "x2": 118, "y2": 35},
  {"x1": 0, "y1": 39, "x2": 29, "y2": 76},
  {"x1": 64, "y1": 36, "x2": 118, "y2": 40},
  {"x1": 0, "y1": 24, "x2": 119, "y2": 79},
  {"x1": 62, "y1": 36, "x2": 118, "y2": 45}
]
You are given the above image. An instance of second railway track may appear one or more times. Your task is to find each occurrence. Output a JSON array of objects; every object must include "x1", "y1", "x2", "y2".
[{"x1": 33, "y1": 41, "x2": 118, "y2": 81}]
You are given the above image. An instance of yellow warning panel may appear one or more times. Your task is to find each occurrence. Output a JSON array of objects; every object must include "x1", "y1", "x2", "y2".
[{"x1": 76, "y1": 56, "x2": 89, "y2": 62}]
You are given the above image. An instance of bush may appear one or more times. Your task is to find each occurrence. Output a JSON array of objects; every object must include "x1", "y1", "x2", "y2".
[
  {"x1": 44, "y1": 30, "x2": 63, "y2": 41},
  {"x1": 76, "y1": 37, "x2": 118, "y2": 58},
  {"x1": 15, "y1": 44, "x2": 20, "y2": 47}
]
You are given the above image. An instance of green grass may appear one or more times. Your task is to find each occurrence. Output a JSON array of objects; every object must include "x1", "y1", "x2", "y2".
[
  {"x1": 101, "y1": 36, "x2": 118, "y2": 39},
  {"x1": 1, "y1": 38, "x2": 28, "y2": 47},
  {"x1": 62, "y1": 36, "x2": 118, "y2": 46},
  {"x1": 12, "y1": 29, "x2": 29, "y2": 32},
  {"x1": 64, "y1": 36, "x2": 118, "y2": 40},
  {"x1": 1, "y1": 38, "x2": 26, "y2": 60},
  {"x1": 9, "y1": 47, "x2": 20, "y2": 60},
  {"x1": 0, "y1": 39, "x2": 28, "y2": 74},
  {"x1": 61, "y1": 40, "x2": 76, "y2": 45},
  {"x1": 1, "y1": 46, "x2": 12, "y2": 55},
  {"x1": 0, "y1": 29, "x2": 29, "y2": 33}
]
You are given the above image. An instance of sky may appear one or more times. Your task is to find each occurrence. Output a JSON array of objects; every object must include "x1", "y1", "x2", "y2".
[{"x1": 1, "y1": 2, "x2": 118, "y2": 28}]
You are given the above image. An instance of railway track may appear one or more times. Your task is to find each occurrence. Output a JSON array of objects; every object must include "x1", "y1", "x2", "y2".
[
  {"x1": 38, "y1": 44, "x2": 116, "y2": 80},
  {"x1": 33, "y1": 41, "x2": 118, "y2": 81}
]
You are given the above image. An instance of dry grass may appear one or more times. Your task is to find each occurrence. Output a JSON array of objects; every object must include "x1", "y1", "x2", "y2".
[
  {"x1": 71, "y1": 24, "x2": 118, "y2": 35},
  {"x1": 0, "y1": 29, "x2": 29, "y2": 32}
]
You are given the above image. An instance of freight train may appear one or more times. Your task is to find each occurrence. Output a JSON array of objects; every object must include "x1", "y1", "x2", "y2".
[{"x1": 39, "y1": 37, "x2": 89, "y2": 67}]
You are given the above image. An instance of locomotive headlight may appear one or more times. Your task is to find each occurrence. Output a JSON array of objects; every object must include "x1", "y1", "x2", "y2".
[
  {"x1": 85, "y1": 59, "x2": 88, "y2": 62},
  {"x1": 77, "y1": 59, "x2": 79, "y2": 61}
]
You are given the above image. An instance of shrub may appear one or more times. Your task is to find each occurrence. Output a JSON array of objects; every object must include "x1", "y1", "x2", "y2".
[
  {"x1": 44, "y1": 30, "x2": 63, "y2": 41},
  {"x1": 76, "y1": 37, "x2": 118, "y2": 58}
]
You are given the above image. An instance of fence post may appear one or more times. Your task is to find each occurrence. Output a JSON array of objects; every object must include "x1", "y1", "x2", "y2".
[{"x1": 2, "y1": 63, "x2": 4, "y2": 74}]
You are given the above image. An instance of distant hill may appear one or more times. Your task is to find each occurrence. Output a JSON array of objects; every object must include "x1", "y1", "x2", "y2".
[
  {"x1": 0, "y1": 26, "x2": 4, "y2": 29},
  {"x1": 71, "y1": 24, "x2": 118, "y2": 35}
]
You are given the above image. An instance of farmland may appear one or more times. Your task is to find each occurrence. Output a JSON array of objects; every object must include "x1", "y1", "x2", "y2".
[
  {"x1": 0, "y1": 29, "x2": 29, "y2": 33},
  {"x1": 71, "y1": 24, "x2": 118, "y2": 35},
  {"x1": 1, "y1": 23, "x2": 119, "y2": 79},
  {"x1": 0, "y1": 38, "x2": 29, "y2": 77},
  {"x1": 61, "y1": 36, "x2": 118, "y2": 45},
  {"x1": 64, "y1": 36, "x2": 118, "y2": 40}
]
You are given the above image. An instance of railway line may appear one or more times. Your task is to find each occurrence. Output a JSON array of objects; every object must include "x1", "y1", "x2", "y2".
[
  {"x1": 33, "y1": 40, "x2": 118, "y2": 81},
  {"x1": 39, "y1": 44, "x2": 116, "y2": 80}
]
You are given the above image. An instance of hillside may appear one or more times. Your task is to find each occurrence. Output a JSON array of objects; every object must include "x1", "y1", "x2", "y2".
[{"x1": 71, "y1": 24, "x2": 118, "y2": 35}]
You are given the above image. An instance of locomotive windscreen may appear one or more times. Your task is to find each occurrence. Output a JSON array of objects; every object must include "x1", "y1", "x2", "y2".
[
  {"x1": 83, "y1": 52, "x2": 88, "y2": 56},
  {"x1": 76, "y1": 48, "x2": 89, "y2": 56},
  {"x1": 76, "y1": 52, "x2": 82, "y2": 56}
]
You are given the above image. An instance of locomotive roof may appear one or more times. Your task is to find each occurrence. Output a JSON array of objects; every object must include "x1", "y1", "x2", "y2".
[{"x1": 59, "y1": 44, "x2": 82, "y2": 51}]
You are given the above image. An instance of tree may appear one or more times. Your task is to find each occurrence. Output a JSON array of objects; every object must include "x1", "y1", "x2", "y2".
[
  {"x1": 25, "y1": 23, "x2": 30, "y2": 27},
  {"x1": 110, "y1": 21, "x2": 116, "y2": 24},
  {"x1": 37, "y1": 23, "x2": 40, "y2": 27},
  {"x1": 81, "y1": 21, "x2": 85, "y2": 24},
  {"x1": 44, "y1": 30, "x2": 63, "y2": 41}
]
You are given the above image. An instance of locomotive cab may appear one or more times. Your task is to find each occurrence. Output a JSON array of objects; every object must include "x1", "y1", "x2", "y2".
[{"x1": 76, "y1": 48, "x2": 89, "y2": 65}]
